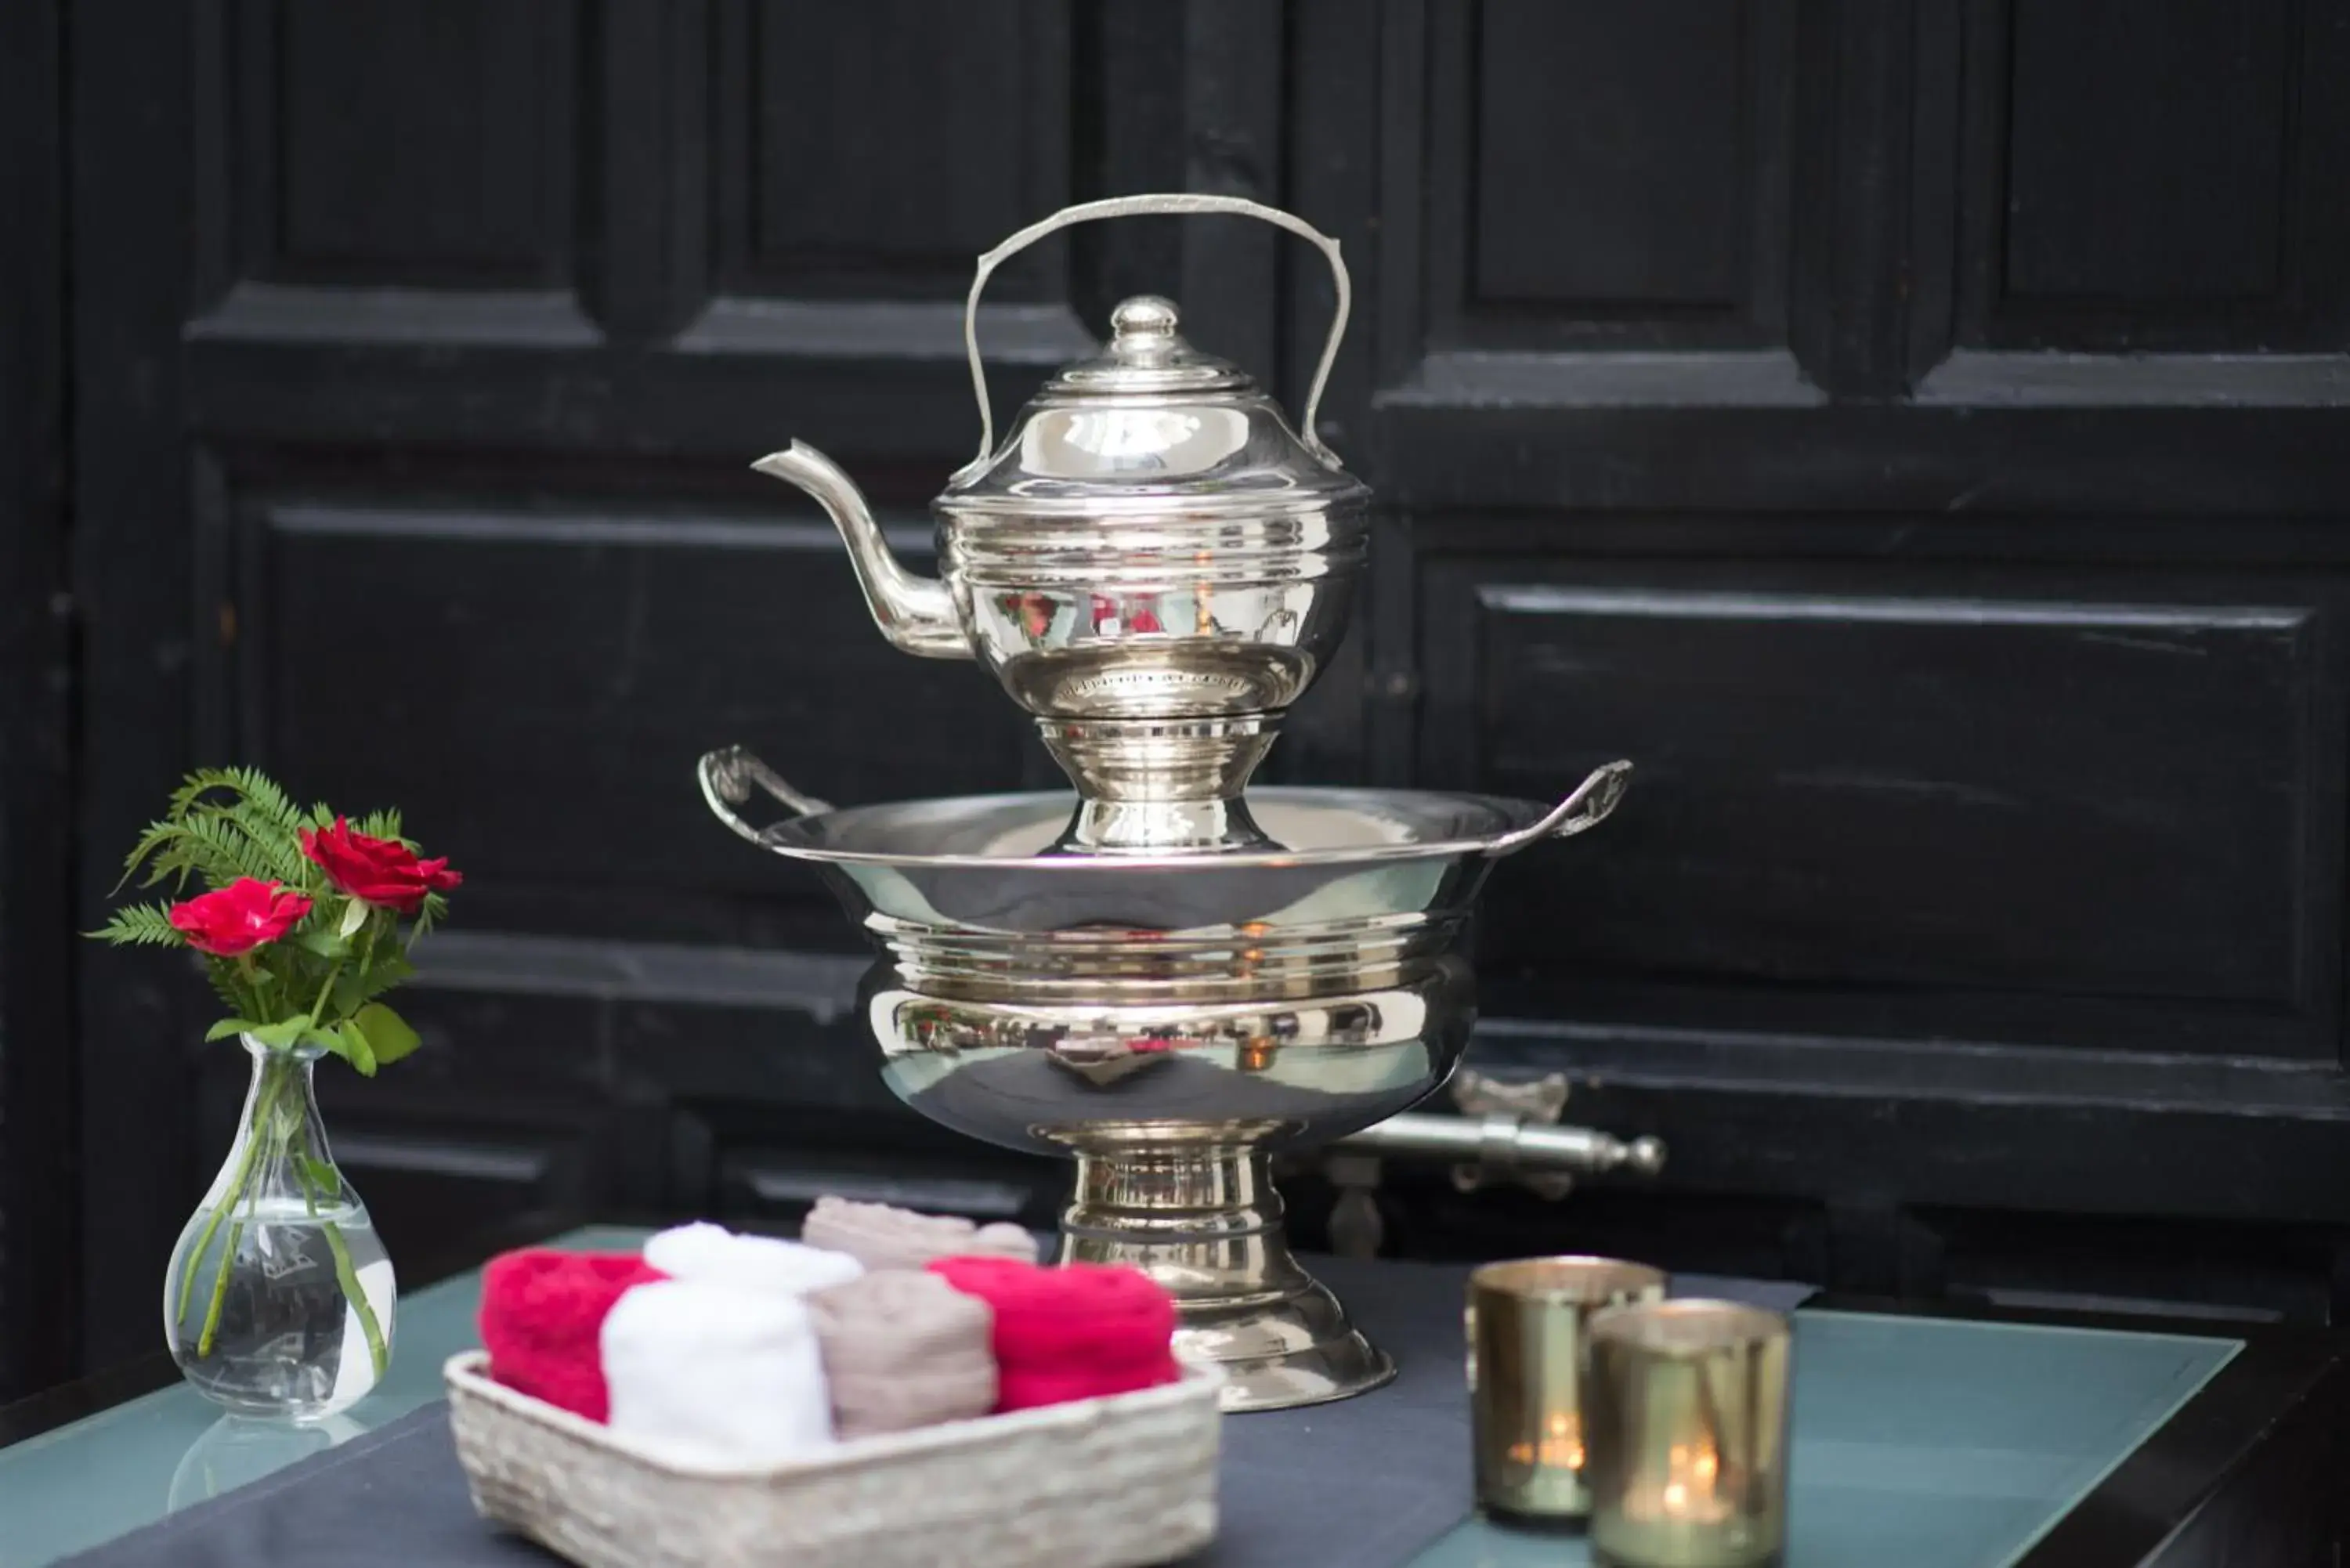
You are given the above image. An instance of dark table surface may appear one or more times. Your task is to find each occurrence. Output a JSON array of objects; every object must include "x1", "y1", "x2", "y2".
[{"x1": 2, "y1": 1212, "x2": 2345, "y2": 1568}]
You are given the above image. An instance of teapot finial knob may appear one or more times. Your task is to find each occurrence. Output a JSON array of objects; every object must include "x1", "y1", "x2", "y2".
[{"x1": 1110, "y1": 294, "x2": 1181, "y2": 342}]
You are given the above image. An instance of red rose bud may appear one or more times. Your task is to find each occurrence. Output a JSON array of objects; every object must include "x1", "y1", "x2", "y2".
[
  {"x1": 301, "y1": 818, "x2": 463, "y2": 914},
  {"x1": 168, "y1": 878, "x2": 313, "y2": 957}
]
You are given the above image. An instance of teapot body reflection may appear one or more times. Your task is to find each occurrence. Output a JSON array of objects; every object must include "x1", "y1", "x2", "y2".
[{"x1": 754, "y1": 197, "x2": 1370, "y2": 854}]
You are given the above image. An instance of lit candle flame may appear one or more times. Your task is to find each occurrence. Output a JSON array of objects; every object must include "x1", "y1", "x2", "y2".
[
  {"x1": 1503, "y1": 1410, "x2": 1585, "y2": 1470},
  {"x1": 1636, "y1": 1440, "x2": 1729, "y2": 1522}
]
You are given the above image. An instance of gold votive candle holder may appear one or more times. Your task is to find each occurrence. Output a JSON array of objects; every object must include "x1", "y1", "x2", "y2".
[
  {"x1": 1583, "y1": 1299, "x2": 1792, "y2": 1568},
  {"x1": 1466, "y1": 1255, "x2": 1668, "y2": 1521}
]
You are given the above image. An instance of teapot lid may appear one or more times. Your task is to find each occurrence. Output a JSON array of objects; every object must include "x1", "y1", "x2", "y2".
[
  {"x1": 939, "y1": 294, "x2": 1368, "y2": 519},
  {"x1": 1044, "y1": 294, "x2": 1252, "y2": 396}
]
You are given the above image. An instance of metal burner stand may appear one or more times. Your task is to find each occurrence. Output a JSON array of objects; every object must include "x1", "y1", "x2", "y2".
[
  {"x1": 703, "y1": 193, "x2": 1640, "y2": 1411},
  {"x1": 700, "y1": 753, "x2": 1631, "y2": 1411}
]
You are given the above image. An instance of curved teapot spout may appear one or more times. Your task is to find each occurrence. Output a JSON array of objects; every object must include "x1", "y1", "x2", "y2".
[{"x1": 751, "y1": 442, "x2": 970, "y2": 660}]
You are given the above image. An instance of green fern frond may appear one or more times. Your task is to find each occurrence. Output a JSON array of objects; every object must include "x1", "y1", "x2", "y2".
[
  {"x1": 118, "y1": 767, "x2": 331, "y2": 898},
  {"x1": 210, "y1": 812, "x2": 305, "y2": 880},
  {"x1": 141, "y1": 816, "x2": 287, "y2": 891},
  {"x1": 91, "y1": 904, "x2": 185, "y2": 947},
  {"x1": 219, "y1": 808, "x2": 310, "y2": 882},
  {"x1": 333, "y1": 952, "x2": 415, "y2": 1014},
  {"x1": 117, "y1": 818, "x2": 190, "y2": 891},
  {"x1": 168, "y1": 766, "x2": 305, "y2": 833},
  {"x1": 206, "y1": 963, "x2": 251, "y2": 1016},
  {"x1": 407, "y1": 891, "x2": 449, "y2": 946},
  {"x1": 139, "y1": 836, "x2": 237, "y2": 891},
  {"x1": 354, "y1": 808, "x2": 404, "y2": 844}
]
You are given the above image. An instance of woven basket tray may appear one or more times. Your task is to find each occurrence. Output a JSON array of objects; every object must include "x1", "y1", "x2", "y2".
[{"x1": 443, "y1": 1351, "x2": 1222, "y2": 1568}]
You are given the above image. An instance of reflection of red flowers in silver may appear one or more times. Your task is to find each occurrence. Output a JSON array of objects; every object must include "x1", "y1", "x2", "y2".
[
  {"x1": 1126, "y1": 1038, "x2": 1176, "y2": 1053},
  {"x1": 168, "y1": 879, "x2": 313, "y2": 956},
  {"x1": 1089, "y1": 595, "x2": 1163, "y2": 634}
]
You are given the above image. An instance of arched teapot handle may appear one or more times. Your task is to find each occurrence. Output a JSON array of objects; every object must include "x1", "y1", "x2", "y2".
[
  {"x1": 1481, "y1": 761, "x2": 1635, "y2": 860},
  {"x1": 956, "y1": 193, "x2": 1352, "y2": 480},
  {"x1": 697, "y1": 748, "x2": 833, "y2": 846}
]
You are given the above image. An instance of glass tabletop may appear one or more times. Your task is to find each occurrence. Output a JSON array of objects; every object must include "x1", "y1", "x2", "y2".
[
  {"x1": 0, "y1": 1233, "x2": 2244, "y2": 1568},
  {"x1": 0, "y1": 1226, "x2": 642, "y2": 1567},
  {"x1": 1415, "y1": 1310, "x2": 2237, "y2": 1568}
]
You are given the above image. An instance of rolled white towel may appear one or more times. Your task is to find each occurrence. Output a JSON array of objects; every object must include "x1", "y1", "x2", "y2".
[
  {"x1": 602, "y1": 1278, "x2": 834, "y2": 1461},
  {"x1": 642, "y1": 1222, "x2": 864, "y2": 1296}
]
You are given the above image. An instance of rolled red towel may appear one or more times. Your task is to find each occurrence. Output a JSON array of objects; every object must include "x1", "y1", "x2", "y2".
[
  {"x1": 479, "y1": 1249, "x2": 665, "y2": 1422},
  {"x1": 997, "y1": 1362, "x2": 1180, "y2": 1411},
  {"x1": 927, "y1": 1255, "x2": 1180, "y2": 1411}
]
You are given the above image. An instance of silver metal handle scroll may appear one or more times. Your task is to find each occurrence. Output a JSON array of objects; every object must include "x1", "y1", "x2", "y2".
[
  {"x1": 957, "y1": 193, "x2": 1354, "y2": 477},
  {"x1": 696, "y1": 747, "x2": 834, "y2": 846},
  {"x1": 1481, "y1": 761, "x2": 1635, "y2": 860}
]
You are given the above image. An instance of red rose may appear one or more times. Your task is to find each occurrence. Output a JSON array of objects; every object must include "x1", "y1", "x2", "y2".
[
  {"x1": 301, "y1": 818, "x2": 462, "y2": 914},
  {"x1": 169, "y1": 879, "x2": 313, "y2": 957}
]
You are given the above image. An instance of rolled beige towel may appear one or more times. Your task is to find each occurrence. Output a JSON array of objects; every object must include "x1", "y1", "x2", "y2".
[
  {"x1": 801, "y1": 1195, "x2": 1039, "y2": 1273},
  {"x1": 806, "y1": 1270, "x2": 996, "y2": 1440}
]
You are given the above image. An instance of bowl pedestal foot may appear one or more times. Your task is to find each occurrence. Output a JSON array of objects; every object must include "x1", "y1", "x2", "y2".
[{"x1": 1058, "y1": 1147, "x2": 1397, "y2": 1413}]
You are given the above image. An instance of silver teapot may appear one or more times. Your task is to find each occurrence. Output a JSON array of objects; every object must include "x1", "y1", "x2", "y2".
[{"x1": 754, "y1": 194, "x2": 1369, "y2": 854}]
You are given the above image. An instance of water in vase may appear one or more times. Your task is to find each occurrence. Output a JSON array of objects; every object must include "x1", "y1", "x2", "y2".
[{"x1": 164, "y1": 1194, "x2": 396, "y2": 1419}]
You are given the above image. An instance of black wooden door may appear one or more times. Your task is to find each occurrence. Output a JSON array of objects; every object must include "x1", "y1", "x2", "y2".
[
  {"x1": 63, "y1": 0, "x2": 1318, "y2": 1371},
  {"x1": 1, "y1": 0, "x2": 76, "y2": 1400},
  {"x1": 1288, "y1": 0, "x2": 2350, "y2": 1313},
  {"x1": 45, "y1": 0, "x2": 2350, "y2": 1376}
]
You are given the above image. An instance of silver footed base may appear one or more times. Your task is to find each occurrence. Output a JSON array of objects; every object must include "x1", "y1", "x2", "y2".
[
  {"x1": 1155, "y1": 1268, "x2": 1397, "y2": 1412},
  {"x1": 1058, "y1": 1147, "x2": 1397, "y2": 1413}
]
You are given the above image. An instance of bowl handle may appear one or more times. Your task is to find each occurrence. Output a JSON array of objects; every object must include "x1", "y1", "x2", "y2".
[
  {"x1": 697, "y1": 747, "x2": 835, "y2": 845},
  {"x1": 1482, "y1": 761, "x2": 1634, "y2": 859}
]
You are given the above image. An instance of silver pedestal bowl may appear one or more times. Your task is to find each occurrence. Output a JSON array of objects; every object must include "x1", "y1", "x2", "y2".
[{"x1": 699, "y1": 746, "x2": 1632, "y2": 1412}]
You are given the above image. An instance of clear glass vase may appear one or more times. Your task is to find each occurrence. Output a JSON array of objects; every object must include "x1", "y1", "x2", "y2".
[{"x1": 163, "y1": 1036, "x2": 396, "y2": 1419}]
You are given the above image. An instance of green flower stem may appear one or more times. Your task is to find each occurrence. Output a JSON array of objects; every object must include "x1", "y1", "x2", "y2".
[
  {"x1": 175, "y1": 1205, "x2": 227, "y2": 1329},
  {"x1": 197, "y1": 1219, "x2": 244, "y2": 1358},
  {"x1": 307, "y1": 956, "x2": 346, "y2": 1027},
  {"x1": 176, "y1": 1063, "x2": 283, "y2": 1335},
  {"x1": 233, "y1": 954, "x2": 261, "y2": 1017},
  {"x1": 322, "y1": 1219, "x2": 388, "y2": 1379},
  {"x1": 184, "y1": 1045, "x2": 389, "y2": 1377},
  {"x1": 290, "y1": 1131, "x2": 388, "y2": 1380}
]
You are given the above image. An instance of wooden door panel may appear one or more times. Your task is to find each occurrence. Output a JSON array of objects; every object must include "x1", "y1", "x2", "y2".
[
  {"x1": 1948, "y1": 0, "x2": 2350, "y2": 350},
  {"x1": 1386, "y1": 0, "x2": 1811, "y2": 407},
  {"x1": 237, "y1": 492, "x2": 1036, "y2": 918},
  {"x1": 1421, "y1": 555, "x2": 2338, "y2": 1060},
  {"x1": 729, "y1": 0, "x2": 1068, "y2": 298},
  {"x1": 268, "y1": 2, "x2": 579, "y2": 285},
  {"x1": 1998, "y1": 0, "x2": 2292, "y2": 309},
  {"x1": 198, "y1": 0, "x2": 585, "y2": 322},
  {"x1": 1471, "y1": 2, "x2": 1760, "y2": 313}
]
